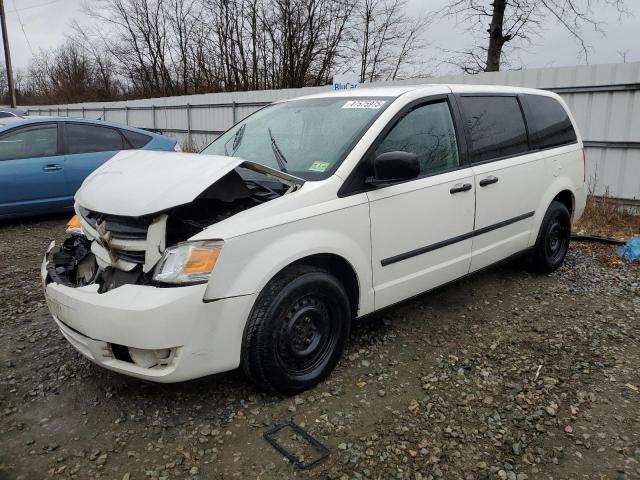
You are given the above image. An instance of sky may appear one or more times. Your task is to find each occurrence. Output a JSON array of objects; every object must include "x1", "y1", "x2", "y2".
[{"x1": 2, "y1": 0, "x2": 639, "y2": 75}]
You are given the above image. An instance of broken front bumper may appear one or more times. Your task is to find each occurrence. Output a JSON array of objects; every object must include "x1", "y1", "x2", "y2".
[{"x1": 41, "y1": 252, "x2": 255, "y2": 383}]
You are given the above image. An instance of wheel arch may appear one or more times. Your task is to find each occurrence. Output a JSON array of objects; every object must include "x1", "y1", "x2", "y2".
[
  {"x1": 529, "y1": 179, "x2": 579, "y2": 248},
  {"x1": 275, "y1": 253, "x2": 360, "y2": 318},
  {"x1": 552, "y1": 189, "x2": 575, "y2": 218}
]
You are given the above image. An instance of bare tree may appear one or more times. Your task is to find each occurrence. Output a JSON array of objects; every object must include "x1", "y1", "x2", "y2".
[
  {"x1": 349, "y1": 0, "x2": 431, "y2": 82},
  {"x1": 0, "y1": 64, "x2": 6, "y2": 103},
  {"x1": 440, "y1": 0, "x2": 631, "y2": 73},
  {"x1": 82, "y1": 0, "x2": 176, "y2": 96},
  {"x1": 617, "y1": 48, "x2": 630, "y2": 63},
  {"x1": 261, "y1": 0, "x2": 355, "y2": 88},
  {"x1": 70, "y1": 24, "x2": 120, "y2": 99},
  {"x1": 17, "y1": 0, "x2": 436, "y2": 104},
  {"x1": 0, "y1": 64, "x2": 30, "y2": 105}
]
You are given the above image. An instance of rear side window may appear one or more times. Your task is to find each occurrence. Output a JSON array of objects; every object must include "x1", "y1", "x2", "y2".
[
  {"x1": 65, "y1": 123, "x2": 125, "y2": 154},
  {"x1": 0, "y1": 111, "x2": 14, "y2": 118},
  {"x1": 375, "y1": 101, "x2": 459, "y2": 176},
  {"x1": 0, "y1": 124, "x2": 58, "y2": 160},
  {"x1": 460, "y1": 96, "x2": 528, "y2": 163},
  {"x1": 524, "y1": 95, "x2": 577, "y2": 149},
  {"x1": 121, "y1": 129, "x2": 151, "y2": 149}
]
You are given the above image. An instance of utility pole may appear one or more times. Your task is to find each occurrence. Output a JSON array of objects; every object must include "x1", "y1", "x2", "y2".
[{"x1": 0, "y1": 0, "x2": 17, "y2": 108}]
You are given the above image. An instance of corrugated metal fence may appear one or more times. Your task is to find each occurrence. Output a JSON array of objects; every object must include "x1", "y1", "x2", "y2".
[{"x1": 24, "y1": 62, "x2": 640, "y2": 204}]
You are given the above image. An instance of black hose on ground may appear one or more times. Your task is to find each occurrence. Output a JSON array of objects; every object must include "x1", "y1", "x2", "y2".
[{"x1": 571, "y1": 234, "x2": 626, "y2": 245}]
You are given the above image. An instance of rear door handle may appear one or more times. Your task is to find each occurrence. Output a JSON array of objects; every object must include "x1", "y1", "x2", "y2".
[
  {"x1": 450, "y1": 183, "x2": 472, "y2": 194},
  {"x1": 479, "y1": 176, "x2": 499, "y2": 187},
  {"x1": 42, "y1": 164, "x2": 62, "y2": 172}
]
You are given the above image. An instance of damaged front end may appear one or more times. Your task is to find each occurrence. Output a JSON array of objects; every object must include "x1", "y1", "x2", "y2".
[
  {"x1": 44, "y1": 162, "x2": 302, "y2": 292},
  {"x1": 47, "y1": 235, "x2": 99, "y2": 287}
]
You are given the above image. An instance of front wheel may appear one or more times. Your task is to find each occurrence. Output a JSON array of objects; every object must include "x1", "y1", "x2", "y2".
[
  {"x1": 530, "y1": 200, "x2": 571, "y2": 273},
  {"x1": 241, "y1": 264, "x2": 351, "y2": 395}
]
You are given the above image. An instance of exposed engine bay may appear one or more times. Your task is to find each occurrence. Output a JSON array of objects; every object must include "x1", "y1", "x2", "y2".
[{"x1": 44, "y1": 165, "x2": 297, "y2": 292}]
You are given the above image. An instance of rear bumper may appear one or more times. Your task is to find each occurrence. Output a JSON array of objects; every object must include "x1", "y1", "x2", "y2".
[
  {"x1": 42, "y1": 255, "x2": 256, "y2": 382},
  {"x1": 574, "y1": 183, "x2": 587, "y2": 224}
]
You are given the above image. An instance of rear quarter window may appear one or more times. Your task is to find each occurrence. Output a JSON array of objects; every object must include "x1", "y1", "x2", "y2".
[
  {"x1": 65, "y1": 123, "x2": 125, "y2": 154},
  {"x1": 523, "y1": 94, "x2": 577, "y2": 149},
  {"x1": 121, "y1": 129, "x2": 152, "y2": 149},
  {"x1": 459, "y1": 96, "x2": 529, "y2": 163}
]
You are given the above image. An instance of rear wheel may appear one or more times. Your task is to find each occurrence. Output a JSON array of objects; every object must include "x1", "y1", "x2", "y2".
[
  {"x1": 530, "y1": 200, "x2": 571, "y2": 273},
  {"x1": 241, "y1": 264, "x2": 350, "y2": 395}
]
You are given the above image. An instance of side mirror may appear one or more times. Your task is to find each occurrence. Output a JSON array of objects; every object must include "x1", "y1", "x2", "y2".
[{"x1": 366, "y1": 151, "x2": 420, "y2": 187}]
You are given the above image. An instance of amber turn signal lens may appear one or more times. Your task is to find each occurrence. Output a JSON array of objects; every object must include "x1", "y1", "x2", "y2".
[
  {"x1": 183, "y1": 247, "x2": 221, "y2": 274},
  {"x1": 66, "y1": 215, "x2": 81, "y2": 229}
]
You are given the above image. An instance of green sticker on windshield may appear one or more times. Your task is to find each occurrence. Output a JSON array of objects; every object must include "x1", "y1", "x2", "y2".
[{"x1": 309, "y1": 161, "x2": 330, "y2": 172}]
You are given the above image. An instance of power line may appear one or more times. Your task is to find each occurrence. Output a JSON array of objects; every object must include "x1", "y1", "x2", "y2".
[
  {"x1": 8, "y1": 0, "x2": 63, "y2": 14},
  {"x1": 11, "y1": 0, "x2": 34, "y2": 55}
]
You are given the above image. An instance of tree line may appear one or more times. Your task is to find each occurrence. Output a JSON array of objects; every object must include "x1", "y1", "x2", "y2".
[
  {"x1": 5, "y1": 0, "x2": 429, "y2": 105},
  {"x1": 1, "y1": 0, "x2": 631, "y2": 106}
]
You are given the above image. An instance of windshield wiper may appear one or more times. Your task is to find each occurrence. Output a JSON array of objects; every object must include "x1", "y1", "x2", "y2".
[
  {"x1": 224, "y1": 124, "x2": 246, "y2": 156},
  {"x1": 268, "y1": 128, "x2": 288, "y2": 173}
]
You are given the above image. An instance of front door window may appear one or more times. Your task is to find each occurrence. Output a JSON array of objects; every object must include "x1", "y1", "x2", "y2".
[{"x1": 375, "y1": 101, "x2": 460, "y2": 177}]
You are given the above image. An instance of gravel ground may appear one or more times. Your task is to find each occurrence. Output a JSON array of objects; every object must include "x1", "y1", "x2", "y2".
[{"x1": 1, "y1": 215, "x2": 639, "y2": 480}]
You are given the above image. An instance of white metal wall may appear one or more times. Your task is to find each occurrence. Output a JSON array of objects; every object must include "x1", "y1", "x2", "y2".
[{"x1": 23, "y1": 62, "x2": 640, "y2": 203}]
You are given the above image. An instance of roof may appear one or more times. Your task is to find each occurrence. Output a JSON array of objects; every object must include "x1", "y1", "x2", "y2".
[
  {"x1": 0, "y1": 116, "x2": 163, "y2": 135},
  {"x1": 446, "y1": 83, "x2": 557, "y2": 97},
  {"x1": 0, "y1": 106, "x2": 27, "y2": 115},
  {"x1": 0, "y1": 117, "x2": 24, "y2": 127},
  {"x1": 292, "y1": 83, "x2": 553, "y2": 101},
  {"x1": 294, "y1": 85, "x2": 430, "y2": 100}
]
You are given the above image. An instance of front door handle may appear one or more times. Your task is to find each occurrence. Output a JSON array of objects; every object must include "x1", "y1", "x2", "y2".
[
  {"x1": 450, "y1": 183, "x2": 472, "y2": 194},
  {"x1": 479, "y1": 176, "x2": 499, "y2": 187},
  {"x1": 42, "y1": 164, "x2": 63, "y2": 172}
]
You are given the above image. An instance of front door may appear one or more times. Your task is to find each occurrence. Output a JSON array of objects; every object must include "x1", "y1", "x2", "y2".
[
  {"x1": 367, "y1": 99, "x2": 475, "y2": 309},
  {"x1": 0, "y1": 122, "x2": 71, "y2": 217}
]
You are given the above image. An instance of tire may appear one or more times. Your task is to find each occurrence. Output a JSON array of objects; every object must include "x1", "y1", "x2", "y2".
[
  {"x1": 241, "y1": 264, "x2": 351, "y2": 395},
  {"x1": 530, "y1": 200, "x2": 571, "y2": 273}
]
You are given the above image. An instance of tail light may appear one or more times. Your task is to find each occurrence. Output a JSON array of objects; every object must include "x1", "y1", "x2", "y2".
[{"x1": 582, "y1": 149, "x2": 586, "y2": 183}]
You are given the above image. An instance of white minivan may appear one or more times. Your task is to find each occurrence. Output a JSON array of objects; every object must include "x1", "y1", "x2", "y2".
[{"x1": 42, "y1": 85, "x2": 586, "y2": 394}]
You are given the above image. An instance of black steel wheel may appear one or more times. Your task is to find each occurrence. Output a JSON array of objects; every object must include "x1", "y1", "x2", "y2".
[
  {"x1": 530, "y1": 200, "x2": 571, "y2": 273},
  {"x1": 241, "y1": 264, "x2": 350, "y2": 395}
]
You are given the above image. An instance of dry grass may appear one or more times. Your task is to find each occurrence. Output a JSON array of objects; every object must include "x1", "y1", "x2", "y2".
[
  {"x1": 179, "y1": 138, "x2": 208, "y2": 153},
  {"x1": 575, "y1": 192, "x2": 640, "y2": 240}
]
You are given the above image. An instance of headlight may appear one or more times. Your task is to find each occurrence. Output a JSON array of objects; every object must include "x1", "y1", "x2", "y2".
[
  {"x1": 153, "y1": 241, "x2": 222, "y2": 284},
  {"x1": 66, "y1": 214, "x2": 83, "y2": 236}
]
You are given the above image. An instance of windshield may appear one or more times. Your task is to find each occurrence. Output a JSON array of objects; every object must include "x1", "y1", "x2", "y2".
[{"x1": 201, "y1": 97, "x2": 392, "y2": 180}]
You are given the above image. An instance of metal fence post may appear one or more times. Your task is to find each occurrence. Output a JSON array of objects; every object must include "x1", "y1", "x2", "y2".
[
  {"x1": 232, "y1": 101, "x2": 237, "y2": 125},
  {"x1": 49, "y1": 108, "x2": 52, "y2": 116},
  {"x1": 103, "y1": 107, "x2": 106, "y2": 121},
  {"x1": 125, "y1": 106, "x2": 129, "y2": 125},
  {"x1": 152, "y1": 105, "x2": 156, "y2": 130},
  {"x1": 187, "y1": 103, "x2": 192, "y2": 151},
  {"x1": 82, "y1": 107, "x2": 85, "y2": 119}
]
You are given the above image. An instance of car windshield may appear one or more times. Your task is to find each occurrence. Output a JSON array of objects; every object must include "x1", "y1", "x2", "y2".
[{"x1": 201, "y1": 97, "x2": 392, "y2": 180}]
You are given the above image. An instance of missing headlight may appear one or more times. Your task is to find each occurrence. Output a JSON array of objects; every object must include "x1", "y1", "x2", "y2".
[{"x1": 46, "y1": 235, "x2": 99, "y2": 287}]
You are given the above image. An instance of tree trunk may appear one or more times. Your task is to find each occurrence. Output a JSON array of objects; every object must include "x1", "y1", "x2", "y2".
[{"x1": 485, "y1": 0, "x2": 507, "y2": 72}]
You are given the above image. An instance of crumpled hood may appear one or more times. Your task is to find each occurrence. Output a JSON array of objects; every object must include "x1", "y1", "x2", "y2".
[{"x1": 76, "y1": 150, "x2": 246, "y2": 217}]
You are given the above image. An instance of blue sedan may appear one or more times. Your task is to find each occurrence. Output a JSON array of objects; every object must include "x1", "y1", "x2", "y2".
[{"x1": 0, "y1": 117, "x2": 178, "y2": 219}]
